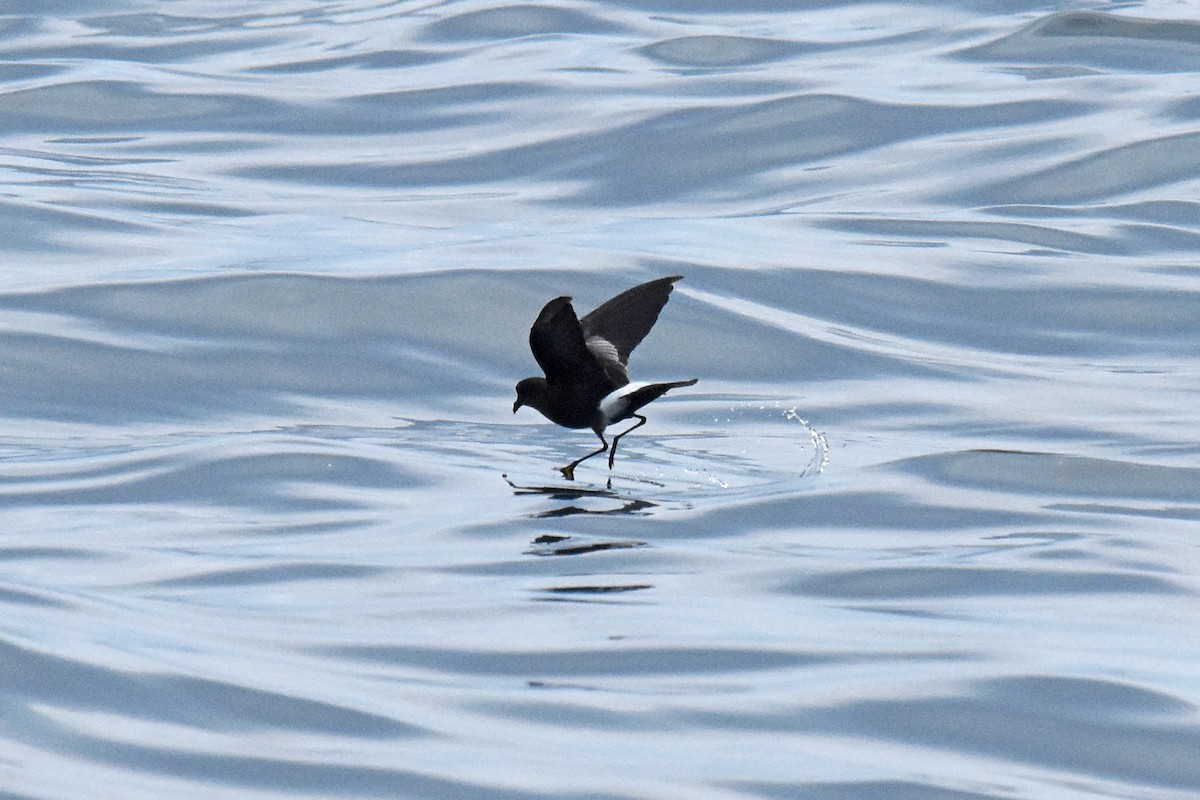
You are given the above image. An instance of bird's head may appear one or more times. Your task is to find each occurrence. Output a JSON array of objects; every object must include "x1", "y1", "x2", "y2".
[{"x1": 513, "y1": 377, "x2": 547, "y2": 414}]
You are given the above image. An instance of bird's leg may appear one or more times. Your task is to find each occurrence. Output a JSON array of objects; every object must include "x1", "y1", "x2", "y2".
[
  {"x1": 607, "y1": 414, "x2": 647, "y2": 469},
  {"x1": 560, "y1": 432, "x2": 608, "y2": 481}
]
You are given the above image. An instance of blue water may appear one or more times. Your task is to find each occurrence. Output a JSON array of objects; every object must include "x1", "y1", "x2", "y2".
[{"x1": 2, "y1": 2, "x2": 1199, "y2": 798}]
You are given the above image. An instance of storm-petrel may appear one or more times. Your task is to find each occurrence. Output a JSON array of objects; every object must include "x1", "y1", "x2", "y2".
[{"x1": 513, "y1": 276, "x2": 697, "y2": 479}]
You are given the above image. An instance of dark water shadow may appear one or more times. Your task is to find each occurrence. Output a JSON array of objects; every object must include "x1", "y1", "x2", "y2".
[
  {"x1": 503, "y1": 473, "x2": 622, "y2": 499},
  {"x1": 527, "y1": 534, "x2": 647, "y2": 557},
  {"x1": 538, "y1": 583, "x2": 654, "y2": 598},
  {"x1": 504, "y1": 473, "x2": 662, "y2": 518}
]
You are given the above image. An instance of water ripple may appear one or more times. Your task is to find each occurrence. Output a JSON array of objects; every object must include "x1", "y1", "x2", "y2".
[{"x1": 3, "y1": 2, "x2": 1200, "y2": 798}]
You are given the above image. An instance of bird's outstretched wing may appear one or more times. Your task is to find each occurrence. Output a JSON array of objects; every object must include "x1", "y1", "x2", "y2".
[
  {"x1": 529, "y1": 296, "x2": 608, "y2": 386},
  {"x1": 580, "y1": 276, "x2": 681, "y2": 385}
]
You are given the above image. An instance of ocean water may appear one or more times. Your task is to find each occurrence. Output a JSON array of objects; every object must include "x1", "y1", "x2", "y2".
[{"x1": 2, "y1": 1, "x2": 1199, "y2": 798}]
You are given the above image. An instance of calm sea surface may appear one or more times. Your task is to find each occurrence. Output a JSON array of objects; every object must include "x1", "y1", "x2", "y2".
[{"x1": 2, "y1": 2, "x2": 1199, "y2": 798}]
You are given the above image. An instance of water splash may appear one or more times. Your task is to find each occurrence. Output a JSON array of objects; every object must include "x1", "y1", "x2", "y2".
[{"x1": 785, "y1": 406, "x2": 830, "y2": 477}]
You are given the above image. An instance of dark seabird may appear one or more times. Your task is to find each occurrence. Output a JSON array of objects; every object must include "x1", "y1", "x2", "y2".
[{"x1": 513, "y1": 276, "x2": 697, "y2": 480}]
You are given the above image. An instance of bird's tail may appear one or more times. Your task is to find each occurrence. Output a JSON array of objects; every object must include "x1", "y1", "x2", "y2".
[{"x1": 614, "y1": 379, "x2": 697, "y2": 414}]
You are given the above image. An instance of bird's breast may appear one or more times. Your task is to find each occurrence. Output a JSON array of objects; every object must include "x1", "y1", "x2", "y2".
[{"x1": 535, "y1": 382, "x2": 606, "y2": 429}]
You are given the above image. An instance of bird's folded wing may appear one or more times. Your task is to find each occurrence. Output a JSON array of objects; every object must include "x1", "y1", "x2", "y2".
[
  {"x1": 579, "y1": 276, "x2": 681, "y2": 365},
  {"x1": 529, "y1": 296, "x2": 608, "y2": 385}
]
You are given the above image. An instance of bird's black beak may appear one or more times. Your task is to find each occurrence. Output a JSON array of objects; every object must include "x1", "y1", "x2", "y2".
[{"x1": 512, "y1": 398, "x2": 522, "y2": 413}]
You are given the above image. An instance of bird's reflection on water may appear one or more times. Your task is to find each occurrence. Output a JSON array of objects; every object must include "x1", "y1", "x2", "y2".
[
  {"x1": 528, "y1": 533, "x2": 647, "y2": 556},
  {"x1": 503, "y1": 473, "x2": 660, "y2": 519},
  {"x1": 528, "y1": 533, "x2": 654, "y2": 596},
  {"x1": 504, "y1": 474, "x2": 653, "y2": 559},
  {"x1": 534, "y1": 498, "x2": 657, "y2": 519}
]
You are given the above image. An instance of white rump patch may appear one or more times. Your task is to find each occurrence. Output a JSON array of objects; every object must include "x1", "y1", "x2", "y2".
[{"x1": 598, "y1": 381, "x2": 652, "y2": 427}]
